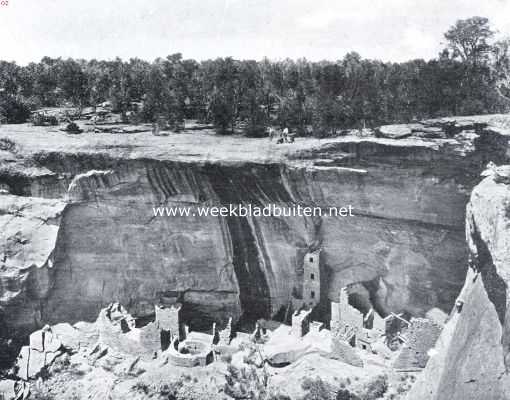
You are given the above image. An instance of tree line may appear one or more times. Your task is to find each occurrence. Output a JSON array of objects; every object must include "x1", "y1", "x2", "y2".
[{"x1": 0, "y1": 16, "x2": 509, "y2": 137}]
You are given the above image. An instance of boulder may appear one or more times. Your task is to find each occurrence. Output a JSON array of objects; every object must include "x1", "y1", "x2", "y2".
[
  {"x1": 411, "y1": 127, "x2": 446, "y2": 139},
  {"x1": 376, "y1": 124, "x2": 413, "y2": 139},
  {"x1": 15, "y1": 326, "x2": 64, "y2": 380},
  {"x1": 0, "y1": 379, "x2": 29, "y2": 400},
  {"x1": 29, "y1": 326, "x2": 61, "y2": 353}
]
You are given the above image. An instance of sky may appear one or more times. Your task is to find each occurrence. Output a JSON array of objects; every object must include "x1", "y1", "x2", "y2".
[{"x1": 0, "y1": 0, "x2": 509, "y2": 64}]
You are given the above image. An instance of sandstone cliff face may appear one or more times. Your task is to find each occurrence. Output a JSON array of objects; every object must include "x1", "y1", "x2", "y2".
[
  {"x1": 1, "y1": 116, "x2": 509, "y2": 348},
  {"x1": 0, "y1": 195, "x2": 66, "y2": 331},
  {"x1": 29, "y1": 160, "x2": 467, "y2": 330},
  {"x1": 407, "y1": 173, "x2": 510, "y2": 400}
]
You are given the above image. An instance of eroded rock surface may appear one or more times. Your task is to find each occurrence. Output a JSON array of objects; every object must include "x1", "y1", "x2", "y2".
[
  {"x1": 407, "y1": 171, "x2": 510, "y2": 400},
  {"x1": 0, "y1": 194, "x2": 66, "y2": 361},
  {"x1": 0, "y1": 115, "x2": 509, "y2": 353}
]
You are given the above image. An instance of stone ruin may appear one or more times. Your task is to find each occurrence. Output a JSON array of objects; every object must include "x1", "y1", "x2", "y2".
[
  {"x1": 291, "y1": 309, "x2": 312, "y2": 338},
  {"x1": 166, "y1": 326, "x2": 215, "y2": 367},
  {"x1": 218, "y1": 317, "x2": 233, "y2": 346},
  {"x1": 393, "y1": 317, "x2": 442, "y2": 371},
  {"x1": 330, "y1": 336, "x2": 364, "y2": 368},
  {"x1": 12, "y1": 301, "x2": 240, "y2": 379},
  {"x1": 9, "y1": 282, "x2": 443, "y2": 384},
  {"x1": 155, "y1": 303, "x2": 181, "y2": 333},
  {"x1": 262, "y1": 297, "x2": 364, "y2": 368},
  {"x1": 95, "y1": 302, "x2": 224, "y2": 367},
  {"x1": 97, "y1": 303, "x2": 161, "y2": 360},
  {"x1": 291, "y1": 250, "x2": 321, "y2": 312},
  {"x1": 0, "y1": 182, "x2": 11, "y2": 195},
  {"x1": 327, "y1": 285, "x2": 441, "y2": 365},
  {"x1": 302, "y1": 250, "x2": 321, "y2": 309},
  {"x1": 331, "y1": 287, "x2": 364, "y2": 338}
]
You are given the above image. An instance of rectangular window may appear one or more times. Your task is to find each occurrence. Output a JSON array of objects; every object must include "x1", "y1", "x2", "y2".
[
  {"x1": 310, "y1": 273, "x2": 315, "y2": 280},
  {"x1": 311, "y1": 291, "x2": 315, "y2": 299},
  {"x1": 309, "y1": 257, "x2": 314, "y2": 263}
]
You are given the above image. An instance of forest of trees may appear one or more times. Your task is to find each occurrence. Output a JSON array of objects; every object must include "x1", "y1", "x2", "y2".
[{"x1": 1, "y1": 17, "x2": 510, "y2": 137}]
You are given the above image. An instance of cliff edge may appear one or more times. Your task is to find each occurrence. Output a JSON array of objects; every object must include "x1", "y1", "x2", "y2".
[{"x1": 407, "y1": 167, "x2": 510, "y2": 400}]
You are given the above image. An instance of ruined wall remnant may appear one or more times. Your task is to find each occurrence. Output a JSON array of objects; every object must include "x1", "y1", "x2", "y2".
[
  {"x1": 331, "y1": 336, "x2": 364, "y2": 368},
  {"x1": 393, "y1": 317, "x2": 441, "y2": 371},
  {"x1": 372, "y1": 310, "x2": 386, "y2": 334},
  {"x1": 97, "y1": 303, "x2": 160, "y2": 360},
  {"x1": 331, "y1": 288, "x2": 364, "y2": 337},
  {"x1": 363, "y1": 308, "x2": 385, "y2": 334},
  {"x1": 166, "y1": 325, "x2": 215, "y2": 367},
  {"x1": 309, "y1": 321, "x2": 323, "y2": 334},
  {"x1": 218, "y1": 317, "x2": 233, "y2": 346},
  {"x1": 291, "y1": 309, "x2": 312, "y2": 338}
]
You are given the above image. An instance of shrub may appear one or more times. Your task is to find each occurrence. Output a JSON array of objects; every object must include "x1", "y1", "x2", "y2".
[
  {"x1": 224, "y1": 364, "x2": 269, "y2": 400},
  {"x1": 132, "y1": 382, "x2": 150, "y2": 395},
  {"x1": 359, "y1": 375, "x2": 388, "y2": 400},
  {"x1": 0, "y1": 138, "x2": 16, "y2": 152},
  {"x1": 336, "y1": 389, "x2": 359, "y2": 400},
  {"x1": 32, "y1": 113, "x2": 59, "y2": 126},
  {"x1": 64, "y1": 122, "x2": 82, "y2": 134},
  {"x1": 301, "y1": 377, "x2": 335, "y2": 400}
]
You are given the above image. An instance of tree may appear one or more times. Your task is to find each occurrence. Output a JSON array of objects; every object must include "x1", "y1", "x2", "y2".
[
  {"x1": 492, "y1": 38, "x2": 510, "y2": 103},
  {"x1": 208, "y1": 58, "x2": 239, "y2": 134},
  {"x1": 0, "y1": 61, "x2": 20, "y2": 96},
  {"x1": 108, "y1": 58, "x2": 132, "y2": 118},
  {"x1": 141, "y1": 60, "x2": 184, "y2": 130},
  {"x1": 210, "y1": 87, "x2": 235, "y2": 134},
  {"x1": 444, "y1": 17, "x2": 495, "y2": 64},
  {"x1": 0, "y1": 19, "x2": 509, "y2": 131},
  {"x1": 0, "y1": 94, "x2": 31, "y2": 123},
  {"x1": 57, "y1": 59, "x2": 89, "y2": 108}
]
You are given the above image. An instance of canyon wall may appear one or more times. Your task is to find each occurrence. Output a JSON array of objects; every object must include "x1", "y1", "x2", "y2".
[
  {"x1": 407, "y1": 170, "x2": 510, "y2": 400},
  {"x1": 1, "y1": 117, "x2": 509, "y2": 342}
]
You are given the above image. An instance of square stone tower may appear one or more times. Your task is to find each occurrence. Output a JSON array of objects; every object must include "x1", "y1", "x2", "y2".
[
  {"x1": 303, "y1": 249, "x2": 321, "y2": 309},
  {"x1": 155, "y1": 303, "x2": 182, "y2": 340}
]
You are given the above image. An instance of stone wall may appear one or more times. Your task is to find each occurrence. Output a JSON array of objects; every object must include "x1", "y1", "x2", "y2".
[
  {"x1": 166, "y1": 338, "x2": 212, "y2": 367},
  {"x1": 97, "y1": 304, "x2": 160, "y2": 360},
  {"x1": 291, "y1": 309, "x2": 311, "y2": 338},
  {"x1": 394, "y1": 318, "x2": 441, "y2": 371},
  {"x1": 331, "y1": 337, "x2": 363, "y2": 367}
]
